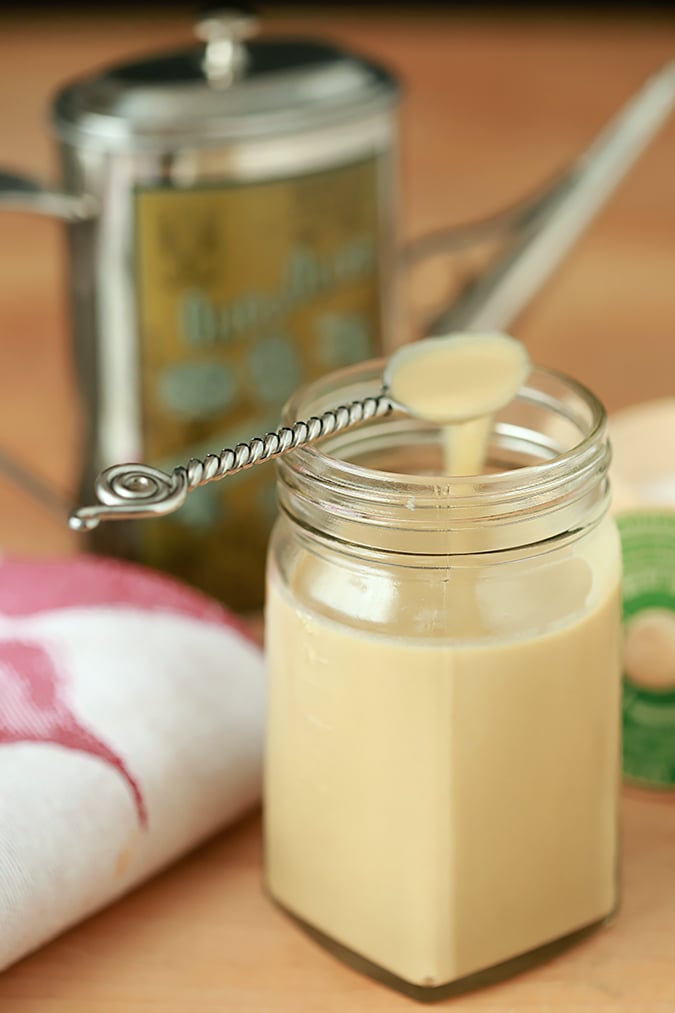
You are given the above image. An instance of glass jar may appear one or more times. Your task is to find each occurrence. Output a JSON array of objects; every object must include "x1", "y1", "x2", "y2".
[{"x1": 263, "y1": 359, "x2": 622, "y2": 1001}]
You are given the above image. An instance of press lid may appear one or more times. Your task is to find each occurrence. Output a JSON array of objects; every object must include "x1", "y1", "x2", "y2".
[{"x1": 52, "y1": 5, "x2": 399, "y2": 150}]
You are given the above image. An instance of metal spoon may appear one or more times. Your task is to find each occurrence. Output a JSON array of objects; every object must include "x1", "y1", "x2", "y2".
[{"x1": 69, "y1": 332, "x2": 530, "y2": 532}]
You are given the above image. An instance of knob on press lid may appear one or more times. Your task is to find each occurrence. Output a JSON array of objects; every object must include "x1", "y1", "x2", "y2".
[{"x1": 51, "y1": 4, "x2": 399, "y2": 150}]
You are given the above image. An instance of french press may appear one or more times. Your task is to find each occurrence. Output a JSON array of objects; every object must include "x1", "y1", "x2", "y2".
[{"x1": 1, "y1": 6, "x2": 399, "y2": 611}]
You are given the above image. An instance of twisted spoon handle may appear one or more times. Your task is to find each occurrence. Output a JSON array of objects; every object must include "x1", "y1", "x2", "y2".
[{"x1": 70, "y1": 393, "x2": 391, "y2": 531}]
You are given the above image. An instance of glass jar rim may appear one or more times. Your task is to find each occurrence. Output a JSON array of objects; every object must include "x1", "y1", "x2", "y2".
[{"x1": 277, "y1": 358, "x2": 611, "y2": 555}]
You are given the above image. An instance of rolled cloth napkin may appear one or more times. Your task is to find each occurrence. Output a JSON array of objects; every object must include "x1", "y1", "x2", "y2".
[{"x1": 0, "y1": 554, "x2": 266, "y2": 971}]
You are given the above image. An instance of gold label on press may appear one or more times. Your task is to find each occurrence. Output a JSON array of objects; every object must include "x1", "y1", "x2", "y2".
[{"x1": 134, "y1": 158, "x2": 382, "y2": 611}]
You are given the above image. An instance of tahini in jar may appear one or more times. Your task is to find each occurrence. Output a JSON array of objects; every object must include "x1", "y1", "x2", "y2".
[{"x1": 264, "y1": 348, "x2": 622, "y2": 1000}]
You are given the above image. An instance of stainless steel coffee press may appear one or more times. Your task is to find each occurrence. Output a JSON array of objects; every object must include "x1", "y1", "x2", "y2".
[{"x1": 0, "y1": 6, "x2": 399, "y2": 611}]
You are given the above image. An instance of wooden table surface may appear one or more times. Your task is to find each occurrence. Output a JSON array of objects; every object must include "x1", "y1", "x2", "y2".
[{"x1": 1, "y1": 8, "x2": 675, "y2": 1010}]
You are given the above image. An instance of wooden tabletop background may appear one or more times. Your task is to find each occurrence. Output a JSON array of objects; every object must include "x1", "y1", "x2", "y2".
[{"x1": 0, "y1": 6, "x2": 674, "y2": 1010}]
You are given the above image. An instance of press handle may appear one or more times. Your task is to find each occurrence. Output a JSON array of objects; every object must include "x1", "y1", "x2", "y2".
[
  {"x1": 0, "y1": 170, "x2": 97, "y2": 524},
  {"x1": 0, "y1": 171, "x2": 95, "y2": 221}
]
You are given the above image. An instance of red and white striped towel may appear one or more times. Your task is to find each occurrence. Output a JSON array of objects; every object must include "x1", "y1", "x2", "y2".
[{"x1": 0, "y1": 554, "x2": 265, "y2": 971}]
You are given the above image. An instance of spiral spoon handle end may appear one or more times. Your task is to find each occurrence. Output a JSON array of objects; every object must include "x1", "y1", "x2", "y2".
[{"x1": 68, "y1": 463, "x2": 189, "y2": 530}]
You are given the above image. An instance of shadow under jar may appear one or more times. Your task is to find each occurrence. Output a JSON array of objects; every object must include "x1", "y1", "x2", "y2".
[{"x1": 263, "y1": 360, "x2": 622, "y2": 1001}]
